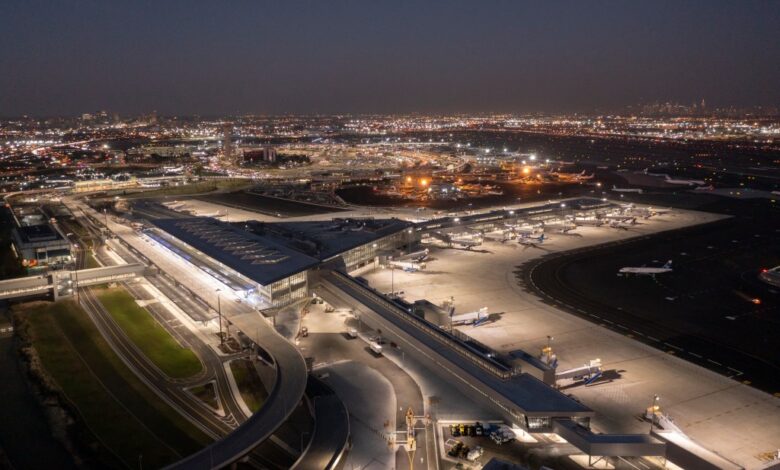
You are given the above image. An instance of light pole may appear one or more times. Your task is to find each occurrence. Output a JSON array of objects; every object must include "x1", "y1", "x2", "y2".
[
  {"x1": 649, "y1": 394, "x2": 660, "y2": 433},
  {"x1": 72, "y1": 244, "x2": 81, "y2": 303},
  {"x1": 388, "y1": 258, "x2": 395, "y2": 295},
  {"x1": 216, "y1": 288, "x2": 223, "y2": 345}
]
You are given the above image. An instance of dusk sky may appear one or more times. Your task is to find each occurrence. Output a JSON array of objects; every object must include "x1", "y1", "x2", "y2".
[{"x1": 1, "y1": 1, "x2": 779, "y2": 116}]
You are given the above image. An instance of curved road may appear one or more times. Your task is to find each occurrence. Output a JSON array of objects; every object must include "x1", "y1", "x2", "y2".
[{"x1": 62, "y1": 197, "x2": 309, "y2": 469}]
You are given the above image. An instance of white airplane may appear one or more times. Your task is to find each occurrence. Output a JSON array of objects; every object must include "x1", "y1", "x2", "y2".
[
  {"x1": 608, "y1": 219, "x2": 636, "y2": 230},
  {"x1": 662, "y1": 174, "x2": 706, "y2": 186},
  {"x1": 611, "y1": 185, "x2": 643, "y2": 194},
  {"x1": 619, "y1": 260, "x2": 673, "y2": 276},
  {"x1": 643, "y1": 169, "x2": 705, "y2": 186},
  {"x1": 397, "y1": 248, "x2": 429, "y2": 263},
  {"x1": 163, "y1": 166, "x2": 185, "y2": 175},
  {"x1": 450, "y1": 307, "x2": 489, "y2": 326},
  {"x1": 451, "y1": 236, "x2": 483, "y2": 249},
  {"x1": 388, "y1": 259, "x2": 425, "y2": 272},
  {"x1": 518, "y1": 233, "x2": 547, "y2": 246},
  {"x1": 507, "y1": 223, "x2": 543, "y2": 236}
]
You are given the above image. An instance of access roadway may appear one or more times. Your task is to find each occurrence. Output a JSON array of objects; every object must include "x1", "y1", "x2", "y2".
[{"x1": 64, "y1": 196, "x2": 309, "y2": 469}]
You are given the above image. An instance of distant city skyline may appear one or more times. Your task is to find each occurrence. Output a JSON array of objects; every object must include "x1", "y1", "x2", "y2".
[{"x1": 1, "y1": 1, "x2": 779, "y2": 116}]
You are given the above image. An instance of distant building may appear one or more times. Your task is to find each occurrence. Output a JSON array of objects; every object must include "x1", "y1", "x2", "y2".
[
  {"x1": 222, "y1": 124, "x2": 234, "y2": 164},
  {"x1": 243, "y1": 146, "x2": 277, "y2": 164}
]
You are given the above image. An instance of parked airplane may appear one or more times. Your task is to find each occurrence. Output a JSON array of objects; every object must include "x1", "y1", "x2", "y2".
[
  {"x1": 507, "y1": 224, "x2": 542, "y2": 236},
  {"x1": 518, "y1": 233, "x2": 547, "y2": 246},
  {"x1": 163, "y1": 166, "x2": 185, "y2": 175},
  {"x1": 619, "y1": 260, "x2": 673, "y2": 276},
  {"x1": 398, "y1": 249, "x2": 429, "y2": 263},
  {"x1": 451, "y1": 236, "x2": 483, "y2": 249},
  {"x1": 611, "y1": 185, "x2": 644, "y2": 194},
  {"x1": 388, "y1": 259, "x2": 426, "y2": 272},
  {"x1": 608, "y1": 219, "x2": 636, "y2": 230}
]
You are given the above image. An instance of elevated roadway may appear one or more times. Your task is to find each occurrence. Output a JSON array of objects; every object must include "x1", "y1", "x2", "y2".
[{"x1": 62, "y1": 197, "x2": 308, "y2": 470}]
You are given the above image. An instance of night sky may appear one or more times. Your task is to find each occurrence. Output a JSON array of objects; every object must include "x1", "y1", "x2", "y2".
[{"x1": 1, "y1": 1, "x2": 779, "y2": 116}]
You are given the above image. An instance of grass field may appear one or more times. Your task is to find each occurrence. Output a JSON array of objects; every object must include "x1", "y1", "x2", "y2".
[
  {"x1": 83, "y1": 252, "x2": 101, "y2": 269},
  {"x1": 16, "y1": 300, "x2": 209, "y2": 468},
  {"x1": 229, "y1": 359, "x2": 268, "y2": 413},
  {"x1": 188, "y1": 382, "x2": 218, "y2": 410},
  {"x1": 97, "y1": 288, "x2": 203, "y2": 379}
]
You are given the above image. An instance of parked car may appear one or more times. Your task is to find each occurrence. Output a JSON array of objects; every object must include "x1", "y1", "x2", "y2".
[
  {"x1": 447, "y1": 441, "x2": 463, "y2": 457},
  {"x1": 466, "y1": 446, "x2": 484, "y2": 462}
]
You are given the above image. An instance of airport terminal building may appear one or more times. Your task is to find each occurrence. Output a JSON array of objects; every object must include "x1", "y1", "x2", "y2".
[{"x1": 150, "y1": 217, "x2": 416, "y2": 307}]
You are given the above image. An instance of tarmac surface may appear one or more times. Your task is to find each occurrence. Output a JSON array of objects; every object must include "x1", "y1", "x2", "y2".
[
  {"x1": 362, "y1": 208, "x2": 780, "y2": 470},
  {"x1": 522, "y1": 212, "x2": 780, "y2": 394}
]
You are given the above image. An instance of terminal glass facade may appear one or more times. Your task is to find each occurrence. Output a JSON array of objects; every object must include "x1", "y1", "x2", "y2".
[
  {"x1": 260, "y1": 271, "x2": 308, "y2": 307},
  {"x1": 339, "y1": 230, "x2": 415, "y2": 273}
]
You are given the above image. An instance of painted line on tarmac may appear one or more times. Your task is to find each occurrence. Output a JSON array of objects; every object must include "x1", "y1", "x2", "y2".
[
  {"x1": 728, "y1": 367, "x2": 743, "y2": 376},
  {"x1": 708, "y1": 359, "x2": 723, "y2": 366},
  {"x1": 664, "y1": 343, "x2": 684, "y2": 351},
  {"x1": 689, "y1": 352, "x2": 703, "y2": 359}
]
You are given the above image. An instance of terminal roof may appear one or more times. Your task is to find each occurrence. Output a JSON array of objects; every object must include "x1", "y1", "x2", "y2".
[
  {"x1": 250, "y1": 217, "x2": 414, "y2": 260},
  {"x1": 152, "y1": 218, "x2": 319, "y2": 286},
  {"x1": 15, "y1": 224, "x2": 64, "y2": 244}
]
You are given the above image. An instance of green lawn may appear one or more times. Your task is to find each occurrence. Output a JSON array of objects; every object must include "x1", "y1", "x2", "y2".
[
  {"x1": 16, "y1": 300, "x2": 209, "y2": 469},
  {"x1": 97, "y1": 288, "x2": 203, "y2": 379},
  {"x1": 229, "y1": 359, "x2": 268, "y2": 413},
  {"x1": 189, "y1": 382, "x2": 218, "y2": 410},
  {"x1": 83, "y1": 252, "x2": 101, "y2": 269}
]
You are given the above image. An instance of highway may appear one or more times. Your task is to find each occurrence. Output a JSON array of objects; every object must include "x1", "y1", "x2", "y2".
[
  {"x1": 64, "y1": 196, "x2": 309, "y2": 469},
  {"x1": 92, "y1": 244, "x2": 300, "y2": 468}
]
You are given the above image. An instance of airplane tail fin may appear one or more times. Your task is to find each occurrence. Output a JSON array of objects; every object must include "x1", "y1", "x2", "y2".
[{"x1": 663, "y1": 260, "x2": 673, "y2": 269}]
